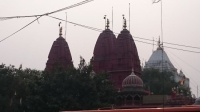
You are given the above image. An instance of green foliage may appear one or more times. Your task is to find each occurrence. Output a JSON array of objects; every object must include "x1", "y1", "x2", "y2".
[
  {"x1": 0, "y1": 57, "x2": 117, "y2": 112},
  {"x1": 142, "y1": 68, "x2": 191, "y2": 95}
]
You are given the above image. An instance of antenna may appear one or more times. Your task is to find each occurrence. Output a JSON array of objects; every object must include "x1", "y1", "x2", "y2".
[
  {"x1": 64, "y1": 12, "x2": 67, "y2": 39},
  {"x1": 129, "y1": 3, "x2": 130, "y2": 31},
  {"x1": 197, "y1": 85, "x2": 198, "y2": 98},
  {"x1": 153, "y1": 37, "x2": 154, "y2": 52},
  {"x1": 112, "y1": 7, "x2": 113, "y2": 31}
]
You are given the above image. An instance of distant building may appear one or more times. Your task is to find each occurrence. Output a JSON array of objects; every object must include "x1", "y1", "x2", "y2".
[
  {"x1": 45, "y1": 26, "x2": 73, "y2": 71},
  {"x1": 144, "y1": 38, "x2": 189, "y2": 88}
]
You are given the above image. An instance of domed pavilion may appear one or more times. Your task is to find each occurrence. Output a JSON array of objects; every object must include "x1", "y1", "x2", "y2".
[{"x1": 116, "y1": 70, "x2": 149, "y2": 106}]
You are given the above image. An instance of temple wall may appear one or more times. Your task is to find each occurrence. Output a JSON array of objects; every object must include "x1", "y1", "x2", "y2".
[{"x1": 143, "y1": 95, "x2": 169, "y2": 104}]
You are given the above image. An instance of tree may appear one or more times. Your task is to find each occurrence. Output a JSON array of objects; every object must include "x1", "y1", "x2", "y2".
[
  {"x1": 141, "y1": 68, "x2": 191, "y2": 95},
  {"x1": 0, "y1": 57, "x2": 117, "y2": 111},
  {"x1": 25, "y1": 57, "x2": 117, "y2": 111},
  {"x1": 0, "y1": 64, "x2": 42, "y2": 112}
]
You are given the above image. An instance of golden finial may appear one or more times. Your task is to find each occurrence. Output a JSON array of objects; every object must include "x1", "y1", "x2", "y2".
[
  {"x1": 130, "y1": 68, "x2": 135, "y2": 75},
  {"x1": 104, "y1": 15, "x2": 107, "y2": 29},
  {"x1": 157, "y1": 37, "x2": 163, "y2": 50},
  {"x1": 59, "y1": 22, "x2": 62, "y2": 37},
  {"x1": 123, "y1": 15, "x2": 127, "y2": 29},
  {"x1": 106, "y1": 19, "x2": 110, "y2": 29}
]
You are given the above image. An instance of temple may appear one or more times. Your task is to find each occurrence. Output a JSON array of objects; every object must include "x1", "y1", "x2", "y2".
[
  {"x1": 92, "y1": 16, "x2": 141, "y2": 89},
  {"x1": 45, "y1": 25, "x2": 73, "y2": 71},
  {"x1": 144, "y1": 38, "x2": 189, "y2": 87},
  {"x1": 92, "y1": 18, "x2": 116, "y2": 73}
]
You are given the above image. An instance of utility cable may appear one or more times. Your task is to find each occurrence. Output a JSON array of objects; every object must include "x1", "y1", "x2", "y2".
[
  {"x1": 48, "y1": 15, "x2": 103, "y2": 32},
  {"x1": 134, "y1": 36, "x2": 200, "y2": 50},
  {"x1": 167, "y1": 50, "x2": 200, "y2": 74},
  {"x1": 0, "y1": 16, "x2": 42, "y2": 43},
  {"x1": 134, "y1": 40, "x2": 200, "y2": 54},
  {"x1": 1, "y1": 0, "x2": 200, "y2": 50},
  {"x1": 0, "y1": 0, "x2": 94, "y2": 20},
  {"x1": 166, "y1": 49, "x2": 198, "y2": 86},
  {"x1": 48, "y1": 16, "x2": 200, "y2": 54}
]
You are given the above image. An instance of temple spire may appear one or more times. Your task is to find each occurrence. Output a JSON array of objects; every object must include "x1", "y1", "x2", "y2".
[
  {"x1": 104, "y1": 15, "x2": 107, "y2": 29},
  {"x1": 59, "y1": 22, "x2": 62, "y2": 37},
  {"x1": 106, "y1": 19, "x2": 110, "y2": 29},
  {"x1": 122, "y1": 15, "x2": 127, "y2": 29},
  {"x1": 157, "y1": 37, "x2": 163, "y2": 50},
  {"x1": 130, "y1": 68, "x2": 135, "y2": 76}
]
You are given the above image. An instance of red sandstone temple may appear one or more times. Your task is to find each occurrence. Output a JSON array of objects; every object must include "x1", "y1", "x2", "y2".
[
  {"x1": 92, "y1": 17, "x2": 141, "y2": 89},
  {"x1": 45, "y1": 20, "x2": 195, "y2": 109},
  {"x1": 45, "y1": 26, "x2": 73, "y2": 71}
]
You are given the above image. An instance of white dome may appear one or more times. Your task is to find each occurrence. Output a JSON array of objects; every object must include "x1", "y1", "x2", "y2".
[{"x1": 122, "y1": 71, "x2": 143, "y2": 87}]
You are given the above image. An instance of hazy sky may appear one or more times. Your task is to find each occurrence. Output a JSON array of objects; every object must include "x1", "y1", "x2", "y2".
[{"x1": 0, "y1": 0, "x2": 200, "y2": 97}]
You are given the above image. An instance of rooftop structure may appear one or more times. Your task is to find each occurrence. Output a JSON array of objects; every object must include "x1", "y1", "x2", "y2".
[{"x1": 144, "y1": 38, "x2": 189, "y2": 87}]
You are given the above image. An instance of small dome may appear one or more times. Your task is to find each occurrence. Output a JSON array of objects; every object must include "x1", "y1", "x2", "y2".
[{"x1": 122, "y1": 71, "x2": 143, "y2": 87}]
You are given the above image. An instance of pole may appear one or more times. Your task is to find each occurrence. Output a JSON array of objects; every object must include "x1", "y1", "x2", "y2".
[
  {"x1": 197, "y1": 85, "x2": 198, "y2": 98},
  {"x1": 129, "y1": 3, "x2": 130, "y2": 31},
  {"x1": 65, "y1": 12, "x2": 67, "y2": 39},
  {"x1": 112, "y1": 7, "x2": 113, "y2": 31},
  {"x1": 153, "y1": 37, "x2": 154, "y2": 52},
  {"x1": 161, "y1": 0, "x2": 163, "y2": 43}
]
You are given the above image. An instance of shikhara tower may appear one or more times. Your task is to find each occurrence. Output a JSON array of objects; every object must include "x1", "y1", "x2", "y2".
[
  {"x1": 92, "y1": 16, "x2": 142, "y2": 89},
  {"x1": 45, "y1": 26, "x2": 73, "y2": 71}
]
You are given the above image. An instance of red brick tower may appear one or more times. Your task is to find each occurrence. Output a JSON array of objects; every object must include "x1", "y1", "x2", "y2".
[
  {"x1": 45, "y1": 26, "x2": 73, "y2": 71},
  {"x1": 110, "y1": 16, "x2": 141, "y2": 89},
  {"x1": 92, "y1": 18, "x2": 116, "y2": 73}
]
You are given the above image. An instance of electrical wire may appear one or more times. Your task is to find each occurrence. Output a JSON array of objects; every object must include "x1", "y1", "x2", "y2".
[
  {"x1": 1, "y1": 0, "x2": 200, "y2": 50},
  {"x1": 1, "y1": 0, "x2": 200, "y2": 51},
  {"x1": 0, "y1": 0, "x2": 94, "y2": 20},
  {"x1": 134, "y1": 40, "x2": 200, "y2": 53},
  {"x1": 48, "y1": 16, "x2": 200, "y2": 54},
  {"x1": 0, "y1": 16, "x2": 42, "y2": 43},
  {"x1": 167, "y1": 50, "x2": 200, "y2": 73},
  {"x1": 48, "y1": 15, "x2": 103, "y2": 32},
  {"x1": 165, "y1": 49, "x2": 198, "y2": 85},
  {"x1": 0, "y1": 0, "x2": 94, "y2": 43},
  {"x1": 134, "y1": 36, "x2": 200, "y2": 50}
]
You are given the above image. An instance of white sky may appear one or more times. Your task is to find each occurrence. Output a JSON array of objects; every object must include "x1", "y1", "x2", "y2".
[{"x1": 0, "y1": 0, "x2": 200, "y2": 97}]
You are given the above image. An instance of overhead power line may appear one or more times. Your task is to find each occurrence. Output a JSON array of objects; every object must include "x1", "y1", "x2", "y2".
[
  {"x1": 0, "y1": 0, "x2": 94, "y2": 43},
  {"x1": 133, "y1": 36, "x2": 200, "y2": 50},
  {"x1": 48, "y1": 15, "x2": 103, "y2": 32},
  {"x1": 167, "y1": 50, "x2": 200, "y2": 73},
  {"x1": 134, "y1": 40, "x2": 200, "y2": 54},
  {"x1": 0, "y1": 0, "x2": 94, "y2": 20},
  {"x1": 48, "y1": 16, "x2": 200, "y2": 54},
  {"x1": 165, "y1": 49, "x2": 198, "y2": 85},
  {"x1": 0, "y1": 16, "x2": 42, "y2": 43},
  {"x1": 1, "y1": 0, "x2": 200, "y2": 51}
]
